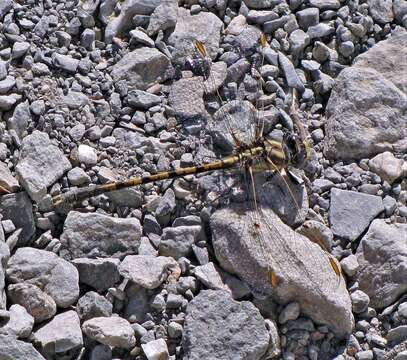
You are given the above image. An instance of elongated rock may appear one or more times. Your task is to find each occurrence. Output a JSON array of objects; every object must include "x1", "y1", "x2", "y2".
[{"x1": 210, "y1": 203, "x2": 354, "y2": 337}]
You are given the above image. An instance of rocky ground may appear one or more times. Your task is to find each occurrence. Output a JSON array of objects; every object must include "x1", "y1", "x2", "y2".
[{"x1": 0, "y1": 0, "x2": 406, "y2": 359}]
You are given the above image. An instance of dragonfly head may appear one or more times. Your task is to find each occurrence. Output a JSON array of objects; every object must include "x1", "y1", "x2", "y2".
[{"x1": 283, "y1": 132, "x2": 312, "y2": 169}]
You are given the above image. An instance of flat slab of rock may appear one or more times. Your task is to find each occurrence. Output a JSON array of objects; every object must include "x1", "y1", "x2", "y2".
[
  {"x1": 16, "y1": 131, "x2": 71, "y2": 202},
  {"x1": 0, "y1": 335, "x2": 45, "y2": 360},
  {"x1": 60, "y1": 211, "x2": 141, "y2": 259},
  {"x1": 82, "y1": 316, "x2": 136, "y2": 349},
  {"x1": 6, "y1": 247, "x2": 79, "y2": 308},
  {"x1": 355, "y1": 220, "x2": 407, "y2": 309},
  {"x1": 118, "y1": 255, "x2": 179, "y2": 289},
  {"x1": 110, "y1": 47, "x2": 173, "y2": 90},
  {"x1": 182, "y1": 290, "x2": 269, "y2": 360},
  {"x1": 168, "y1": 7, "x2": 223, "y2": 65},
  {"x1": 328, "y1": 188, "x2": 384, "y2": 242},
  {"x1": 324, "y1": 31, "x2": 407, "y2": 160},
  {"x1": 210, "y1": 203, "x2": 354, "y2": 337},
  {"x1": 169, "y1": 77, "x2": 206, "y2": 123},
  {"x1": 34, "y1": 310, "x2": 83, "y2": 356}
]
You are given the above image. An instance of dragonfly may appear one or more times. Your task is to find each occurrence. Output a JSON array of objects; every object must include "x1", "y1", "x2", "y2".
[
  {"x1": 51, "y1": 35, "x2": 342, "y2": 298},
  {"x1": 183, "y1": 35, "x2": 343, "y2": 292}
]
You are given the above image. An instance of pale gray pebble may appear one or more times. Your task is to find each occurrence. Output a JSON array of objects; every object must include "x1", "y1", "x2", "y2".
[
  {"x1": 67, "y1": 167, "x2": 91, "y2": 186},
  {"x1": 356, "y1": 350, "x2": 374, "y2": 360},
  {"x1": 351, "y1": 290, "x2": 370, "y2": 313},
  {"x1": 340, "y1": 254, "x2": 359, "y2": 277},
  {"x1": 82, "y1": 316, "x2": 136, "y2": 349}
]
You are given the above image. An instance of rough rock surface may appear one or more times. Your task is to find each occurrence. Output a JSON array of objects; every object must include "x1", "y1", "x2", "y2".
[
  {"x1": 6, "y1": 247, "x2": 79, "y2": 308},
  {"x1": 15, "y1": 131, "x2": 71, "y2": 202},
  {"x1": 182, "y1": 290, "x2": 269, "y2": 360},
  {"x1": 355, "y1": 220, "x2": 407, "y2": 309},
  {"x1": 329, "y1": 189, "x2": 384, "y2": 242},
  {"x1": 324, "y1": 31, "x2": 407, "y2": 160},
  {"x1": 60, "y1": 211, "x2": 141, "y2": 259},
  {"x1": 210, "y1": 204, "x2": 354, "y2": 337},
  {"x1": 82, "y1": 316, "x2": 136, "y2": 349}
]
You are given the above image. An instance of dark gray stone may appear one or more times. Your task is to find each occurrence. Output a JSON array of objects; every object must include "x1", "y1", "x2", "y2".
[
  {"x1": 72, "y1": 258, "x2": 121, "y2": 291},
  {"x1": 76, "y1": 291, "x2": 113, "y2": 321},
  {"x1": 0, "y1": 192, "x2": 35, "y2": 245}
]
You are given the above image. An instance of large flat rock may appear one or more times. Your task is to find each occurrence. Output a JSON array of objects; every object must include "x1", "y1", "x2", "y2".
[
  {"x1": 324, "y1": 30, "x2": 407, "y2": 160},
  {"x1": 210, "y1": 203, "x2": 354, "y2": 337}
]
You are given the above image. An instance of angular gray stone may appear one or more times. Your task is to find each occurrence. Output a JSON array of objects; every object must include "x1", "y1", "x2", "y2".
[
  {"x1": 329, "y1": 189, "x2": 384, "y2": 242},
  {"x1": 12, "y1": 42, "x2": 30, "y2": 59},
  {"x1": 7, "y1": 100, "x2": 31, "y2": 139},
  {"x1": 210, "y1": 203, "x2": 354, "y2": 337},
  {"x1": 0, "y1": 94, "x2": 20, "y2": 110},
  {"x1": 182, "y1": 290, "x2": 269, "y2": 360},
  {"x1": 63, "y1": 90, "x2": 89, "y2": 109},
  {"x1": 1, "y1": 304, "x2": 34, "y2": 339},
  {"x1": 52, "y1": 53, "x2": 80, "y2": 73},
  {"x1": 142, "y1": 338, "x2": 169, "y2": 359},
  {"x1": 367, "y1": 0, "x2": 394, "y2": 24},
  {"x1": 355, "y1": 220, "x2": 407, "y2": 309},
  {"x1": 104, "y1": 0, "x2": 161, "y2": 42},
  {"x1": 82, "y1": 316, "x2": 136, "y2": 349},
  {"x1": 0, "y1": 192, "x2": 35, "y2": 245},
  {"x1": 296, "y1": 7, "x2": 319, "y2": 30},
  {"x1": 308, "y1": 0, "x2": 340, "y2": 9},
  {"x1": 147, "y1": 0, "x2": 178, "y2": 36},
  {"x1": 60, "y1": 211, "x2": 141, "y2": 259},
  {"x1": 368, "y1": 152, "x2": 406, "y2": 184},
  {"x1": 6, "y1": 247, "x2": 79, "y2": 308},
  {"x1": 194, "y1": 262, "x2": 227, "y2": 291},
  {"x1": 0, "y1": 0, "x2": 12, "y2": 20},
  {"x1": 76, "y1": 291, "x2": 113, "y2": 321},
  {"x1": 0, "y1": 76, "x2": 16, "y2": 95},
  {"x1": 159, "y1": 225, "x2": 203, "y2": 259},
  {"x1": 16, "y1": 131, "x2": 71, "y2": 202},
  {"x1": 7, "y1": 283, "x2": 57, "y2": 323},
  {"x1": 127, "y1": 90, "x2": 162, "y2": 109},
  {"x1": 110, "y1": 47, "x2": 173, "y2": 90},
  {"x1": 34, "y1": 311, "x2": 83, "y2": 356},
  {"x1": 168, "y1": 7, "x2": 223, "y2": 64},
  {"x1": 72, "y1": 258, "x2": 120, "y2": 291},
  {"x1": 278, "y1": 52, "x2": 305, "y2": 93},
  {"x1": 118, "y1": 255, "x2": 179, "y2": 289},
  {"x1": 0, "y1": 335, "x2": 45, "y2": 360},
  {"x1": 324, "y1": 31, "x2": 407, "y2": 160},
  {"x1": 169, "y1": 77, "x2": 206, "y2": 122}
]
